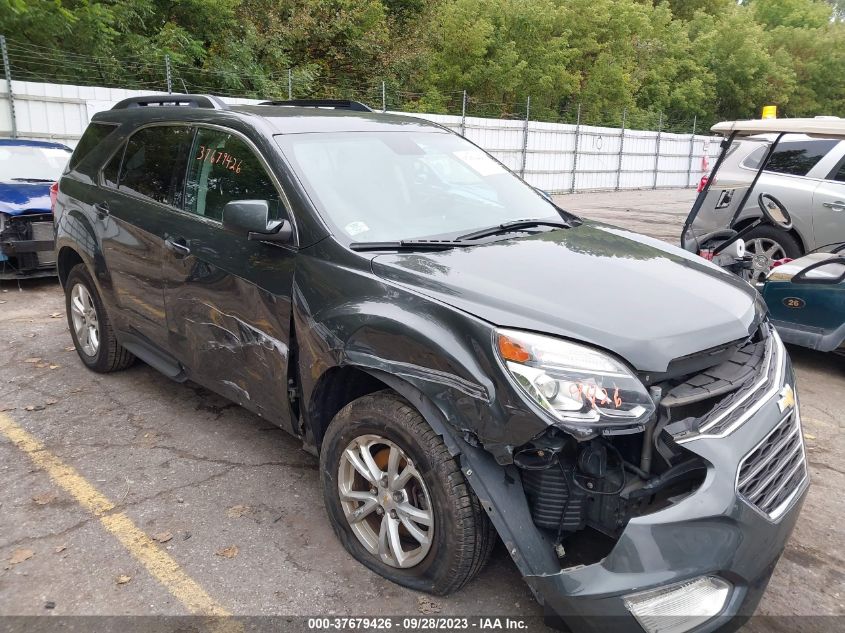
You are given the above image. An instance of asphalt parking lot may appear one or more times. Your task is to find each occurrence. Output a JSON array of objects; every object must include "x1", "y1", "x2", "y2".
[{"x1": 0, "y1": 189, "x2": 843, "y2": 629}]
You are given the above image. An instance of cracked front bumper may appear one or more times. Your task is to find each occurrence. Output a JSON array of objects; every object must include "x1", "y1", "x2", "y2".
[
  {"x1": 527, "y1": 358, "x2": 807, "y2": 633},
  {"x1": 0, "y1": 214, "x2": 56, "y2": 278}
]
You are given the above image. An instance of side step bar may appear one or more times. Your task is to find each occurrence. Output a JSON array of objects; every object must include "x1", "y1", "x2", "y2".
[{"x1": 118, "y1": 331, "x2": 187, "y2": 382}]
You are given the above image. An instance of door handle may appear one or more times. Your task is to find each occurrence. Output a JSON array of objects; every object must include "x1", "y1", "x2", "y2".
[
  {"x1": 822, "y1": 201, "x2": 845, "y2": 212},
  {"x1": 93, "y1": 202, "x2": 110, "y2": 218},
  {"x1": 164, "y1": 236, "x2": 191, "y2": 257}
]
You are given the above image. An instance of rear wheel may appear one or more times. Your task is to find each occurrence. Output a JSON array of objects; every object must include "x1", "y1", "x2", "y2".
[
  {"x1": 65, "y1": 263, "x2": 135, "y2": 373},
  {"x1": 743, "y1": 225, "x2": 802, "y2": 283},
  {"x1": 320, "y1": 391, "x2": 494, "y2": 595}
]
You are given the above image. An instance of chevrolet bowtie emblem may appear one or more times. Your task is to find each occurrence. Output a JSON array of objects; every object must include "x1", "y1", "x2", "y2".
[{"x1": 778, "y1": 384, "x2": 795, "y2": 413}]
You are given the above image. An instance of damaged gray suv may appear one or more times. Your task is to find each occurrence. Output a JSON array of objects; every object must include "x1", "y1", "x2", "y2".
[{"x1": 54, "y1": 95, "x2": 807, "y2": 633}]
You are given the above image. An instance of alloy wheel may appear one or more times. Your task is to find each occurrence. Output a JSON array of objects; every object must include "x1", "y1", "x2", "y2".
[
  {"x1": 746, "y1": 238, "x2": 786, "y2": 283},
  {"x1": 70, "y1": 283, "x2": 100, "y2": 357},
  {"x1": 338, "y1": 434, "x2": 434, "y2": 568}
]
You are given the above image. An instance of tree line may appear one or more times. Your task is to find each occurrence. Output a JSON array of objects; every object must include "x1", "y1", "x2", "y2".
[{"x1": 2, "y1": 0, "x2": 844, "y2": 128}]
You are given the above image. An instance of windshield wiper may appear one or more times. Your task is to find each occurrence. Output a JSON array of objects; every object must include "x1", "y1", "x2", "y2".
[
  {"x1": 350, "y1": 239, "x2": 473, "y2": 252},
  {"x1": 456, "y1": 219, "x2": 571, "y2": 241},
  {"x1": 10, "y1": 178, "x2": 55, "y2": 183},
  {"x1": 349, "y1": 219, "x2": 573, "y2": 251}
]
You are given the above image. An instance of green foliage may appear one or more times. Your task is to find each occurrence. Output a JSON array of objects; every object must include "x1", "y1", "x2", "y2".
[
  {"x1": 1, "y1": 0, "x2": 843, "y2": 127},
  {"x1": 752, "y1": 0, "x2": 833, "y2": 28},
  {"x1": 666, "y1": 0, "x2": 734, "y2": 21},
  {"x1": 419, "y1": 0, "x2": 578, "y2": 118},
  {"x1": 687, "y1": 6, "x2": 796, "y2": 121}
]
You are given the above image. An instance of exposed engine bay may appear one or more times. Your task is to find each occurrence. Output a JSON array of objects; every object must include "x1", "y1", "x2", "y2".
[
  {"x1": 0, "y1": 212, "x2": 56, "y2": 277},
  {"x1": 513, "y1": 323, "x2": 774, "y2": 566}
]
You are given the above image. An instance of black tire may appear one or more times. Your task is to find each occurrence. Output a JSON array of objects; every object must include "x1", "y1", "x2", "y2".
[
  {"x1": 320, "y1": 390, "x2": 494, "y2": 595},
  {"x1": 65, "y1": 263, "x2": 135, "y2": 373},
  {"x1": 743, "y1": 225, "x2": 803, "y2": 260}
]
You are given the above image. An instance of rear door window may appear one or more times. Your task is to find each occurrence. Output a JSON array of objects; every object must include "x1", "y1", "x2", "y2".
[
  {"x1": 69, "y1": 122, "x2": 116, "y2": 173},
  {"x1": 184, "y1": 128, "x2": 282, "y2": 222},
  {"x1": 119, "y1": 126, "x2": 194, "y2": 206},
  {"x1": 102, "y1": 145, "x2": 124, "y2": 188},
  {"x1": 743, "y1": 139, "x2": 838, "y2": 176}
]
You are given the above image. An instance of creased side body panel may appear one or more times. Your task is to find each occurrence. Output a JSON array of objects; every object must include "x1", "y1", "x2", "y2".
[{"x1": 292, "y1": 240, "x2": 550, "y2": 462}]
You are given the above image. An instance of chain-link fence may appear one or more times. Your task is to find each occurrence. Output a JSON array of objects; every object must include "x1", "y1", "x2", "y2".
[{"x1": 0, "y1": 35, "x2": 719, "y2": 193}]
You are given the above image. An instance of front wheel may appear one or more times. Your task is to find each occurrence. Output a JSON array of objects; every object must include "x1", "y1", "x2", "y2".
[{"x1": 320, "y1": 391, "x2": 494, "y2": 595}]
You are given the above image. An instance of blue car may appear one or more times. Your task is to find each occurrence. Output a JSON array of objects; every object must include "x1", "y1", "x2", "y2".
[{"x1": 0, "y1": 139, "x2": 73, "y2": 279}]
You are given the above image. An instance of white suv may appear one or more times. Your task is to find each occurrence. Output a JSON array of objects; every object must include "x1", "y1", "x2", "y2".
[{"x1": 703, "y1": 133, "x2": 845, "y2": 272}]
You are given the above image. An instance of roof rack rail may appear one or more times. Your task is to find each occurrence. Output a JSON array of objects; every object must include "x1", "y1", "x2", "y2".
[
  {"x1": 111, "y1": 95, "x2": 228, "y2": 110},
  {"x1": 257, "y1": 99, "x2": 373, "y2": 112}
]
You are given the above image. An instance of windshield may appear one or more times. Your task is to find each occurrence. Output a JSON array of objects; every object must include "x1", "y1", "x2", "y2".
[
  {"x1": 276, "y1": 130, "x2": 560, "y2": 242},
  {"x1": 0, "y1": 144, "x2": 72, "y2": 181}
]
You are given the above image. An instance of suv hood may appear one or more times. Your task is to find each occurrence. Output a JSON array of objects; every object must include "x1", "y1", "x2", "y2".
[
  {"x1": 371, "y1": 223, "x2": 763, "y2": 372},
  {"x1": 0, "y1": 181, "x2": 53, "y2": 216}
]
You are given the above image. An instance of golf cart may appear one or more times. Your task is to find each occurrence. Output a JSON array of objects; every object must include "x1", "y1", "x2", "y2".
[{"x1": 682, "y1": 118, "x2": 845, "y2": 354}]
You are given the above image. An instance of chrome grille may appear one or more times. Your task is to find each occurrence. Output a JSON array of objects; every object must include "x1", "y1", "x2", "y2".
[
  {"x1": 31, "y1": 221, "x2": 56, "y2": 266},
  {"x1": 737, "y1": 410, "x2": 807, "y2": 520},
  {"x1": 690, "y1": 326, "x2": 785, "y2": 440}
]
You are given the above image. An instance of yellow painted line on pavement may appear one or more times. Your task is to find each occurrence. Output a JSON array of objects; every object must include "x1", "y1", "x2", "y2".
[{"x1": 0, "y1": 412, "x2": 238, "y2": 627}]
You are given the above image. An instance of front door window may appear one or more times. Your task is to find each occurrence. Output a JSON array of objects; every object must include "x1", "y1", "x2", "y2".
[{"x1": 184, "y1": 129, "x2": 282, "y2": 222}]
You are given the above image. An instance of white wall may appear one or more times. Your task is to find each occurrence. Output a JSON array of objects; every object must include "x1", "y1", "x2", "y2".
[{"x1": 0, "y1": 80, "x2": 720, "y2": 193}]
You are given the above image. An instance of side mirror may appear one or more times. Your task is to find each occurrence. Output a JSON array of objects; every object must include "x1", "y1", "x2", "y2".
[{"x1": 222, "y1": 200, "x2": 292, "y2": 244}]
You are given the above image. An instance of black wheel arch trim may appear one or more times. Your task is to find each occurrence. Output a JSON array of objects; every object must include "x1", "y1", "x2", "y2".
[
  {"x1": 360, "y1": 368, "x2": 562, "y2": 585},
  {"x1": 55, "y1": 206, "x2": 109, "y2": 283},
  {"x1": 345, "y1": 351, "x2": 491, "y2": 403}
]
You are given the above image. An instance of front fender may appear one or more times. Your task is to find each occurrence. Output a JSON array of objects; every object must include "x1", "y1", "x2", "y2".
[{"x1": 292, "y1": 242, "x2": 551, "y2": 462}]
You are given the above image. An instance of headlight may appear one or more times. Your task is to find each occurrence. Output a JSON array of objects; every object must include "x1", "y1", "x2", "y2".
[
  {"x1": 623, "y1": 576, "x2": 732, "y2": 633},
  {"x1": 496, "y1": 329, "x2": 654, "y2": 432}
]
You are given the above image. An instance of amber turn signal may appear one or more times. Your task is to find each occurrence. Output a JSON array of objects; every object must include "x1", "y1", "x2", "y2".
[{"x1": 498, "y1": 333, "x2": 531, "y2": 363}]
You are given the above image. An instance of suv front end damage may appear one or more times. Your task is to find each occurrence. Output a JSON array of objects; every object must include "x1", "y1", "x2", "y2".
[
  {"x1": 0, "y1": 211, "x2": 57, "y2": 279},
  {"x1": 455, "y1": 323, "x2": 806, "y2": 633},
  {"x1": 55, "y1": 101, "x2": 810, "y2": 629},
  {"x1": 0, "y1": 140, "x2": 70, "y2": 279}
]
